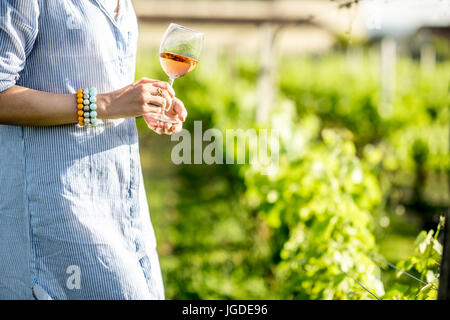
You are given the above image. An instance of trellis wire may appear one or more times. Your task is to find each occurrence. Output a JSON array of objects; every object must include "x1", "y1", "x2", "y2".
[
  {"x1": 335, "y1": 252, "x2": 438, "y2": 300},
  {"x1": 335, "y1": 264, "x2": 382, "y2": 300},
  {"x1": 370, "y1": 253, "x2": 438, "y2": 290}
]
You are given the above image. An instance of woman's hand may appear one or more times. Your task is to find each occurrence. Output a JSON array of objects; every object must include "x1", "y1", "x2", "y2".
[
  {"x1": 143, "y1": 97, "x2": 187, "y2": 135},
  {"x1": 96, "y1": 78, "x2": 175, "y2": 119}
]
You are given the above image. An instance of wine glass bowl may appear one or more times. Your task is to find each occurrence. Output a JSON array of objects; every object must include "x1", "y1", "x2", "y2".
[{"x1": 159, "y1": 23, "x2": 203, "y2": 83}]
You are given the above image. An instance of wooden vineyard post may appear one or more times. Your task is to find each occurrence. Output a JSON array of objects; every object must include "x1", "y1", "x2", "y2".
[
  {"x1": 257, "y1": 23, "x2": 279, "y2": 124},
  {"x1": 379, "y1": 37, "x2": 396, "y2": 119},
  {"x1": 420, "y1": 42, "x2": 436, "y2": 73},
  {"x1": 438, "y1": 107, "x2": 450, "y2": 300},
  {"x1": 438, "y1": 209, "x2": 450, "y2": 299}
]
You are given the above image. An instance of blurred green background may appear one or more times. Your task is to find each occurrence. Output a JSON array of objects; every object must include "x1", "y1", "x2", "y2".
[{"x1": 133, "y1": 0, "x2": 449, "y2": 300}]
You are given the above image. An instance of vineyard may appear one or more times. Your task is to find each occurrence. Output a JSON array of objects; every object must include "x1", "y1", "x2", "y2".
[{"x1": 135, "y1": 37, "x2": 449, "y2": 298}]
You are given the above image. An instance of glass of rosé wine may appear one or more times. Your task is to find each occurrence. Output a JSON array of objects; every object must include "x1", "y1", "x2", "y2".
[{"x1": 147, "y1": 23, "x2": 204, "y2": 123}]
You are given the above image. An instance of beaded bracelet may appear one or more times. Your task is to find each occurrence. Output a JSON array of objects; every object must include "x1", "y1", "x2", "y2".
[{"x1": 76, "y1": 87, "x2": 98, "y2": 127}]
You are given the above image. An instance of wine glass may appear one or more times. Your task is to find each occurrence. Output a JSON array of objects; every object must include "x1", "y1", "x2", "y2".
[{"x1": 147, "y1": 23, "x2": 204, "y2": 123}]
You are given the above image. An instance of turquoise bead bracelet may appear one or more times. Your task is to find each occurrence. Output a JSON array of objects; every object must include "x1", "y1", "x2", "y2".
[{"x1": 77, "y1": 87, "x2": 98, "y2": 127}]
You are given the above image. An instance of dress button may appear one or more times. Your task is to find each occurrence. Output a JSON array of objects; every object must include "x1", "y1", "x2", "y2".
[
  {"x1": 130, "y1": 204, "x2": 138, "y2": 218},
  {"x1": 134, "y1": 240, "x2": 141, "y2": 252}
]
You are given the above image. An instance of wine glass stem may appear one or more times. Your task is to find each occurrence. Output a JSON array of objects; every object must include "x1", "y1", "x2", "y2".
[{"x1": 161, "y1": 77, "x2": 175, "y2": 120}]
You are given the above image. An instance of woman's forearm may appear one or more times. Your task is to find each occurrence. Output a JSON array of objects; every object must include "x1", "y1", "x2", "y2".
[
  {"x1": 0, "y1": 79, "x2": 175, "y2": 127},
  {"x1": 0, "y1": 85, "x2": 109, "y2": 126}
]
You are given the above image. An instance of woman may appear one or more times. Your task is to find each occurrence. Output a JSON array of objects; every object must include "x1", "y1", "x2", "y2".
[{"x1": 0, "y1": 0, "x2": 186, "y2": 299}]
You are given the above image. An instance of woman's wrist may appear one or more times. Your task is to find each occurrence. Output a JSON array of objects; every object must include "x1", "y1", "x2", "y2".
[{"x1": 95, "y1": 93, "x2": 111, "y2": 119}]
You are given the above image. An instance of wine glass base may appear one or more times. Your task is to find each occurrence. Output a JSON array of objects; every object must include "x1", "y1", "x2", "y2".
[{"x1": 146, "y1": 113, "x2": 178, "y2": 124}]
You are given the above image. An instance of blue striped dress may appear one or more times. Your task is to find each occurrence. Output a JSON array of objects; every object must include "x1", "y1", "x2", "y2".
[{"x1": 0, "y1": 0, "x2": 165, "y2": 299}]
